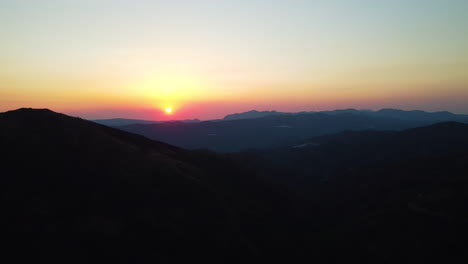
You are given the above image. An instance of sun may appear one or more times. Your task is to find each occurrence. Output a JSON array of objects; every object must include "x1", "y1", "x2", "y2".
[{"x1": 165, "y1": 107, "x2": 173, "y2": 114}]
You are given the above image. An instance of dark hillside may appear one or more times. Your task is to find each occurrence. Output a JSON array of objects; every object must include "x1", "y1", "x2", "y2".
[{"x1": 0, "y1": 108, "x2": 290, "y2": 263}]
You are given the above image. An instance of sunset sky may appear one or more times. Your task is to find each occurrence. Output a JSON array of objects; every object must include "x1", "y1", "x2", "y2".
[{"x1": 1, "y1": 0, "x2": 467, "y2": 120}]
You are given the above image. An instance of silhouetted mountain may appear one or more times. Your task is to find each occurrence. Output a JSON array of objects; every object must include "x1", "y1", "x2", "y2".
[
  {"x1": 223, "y1": 110, "x2": 287, "y2": 120},
  {"x1": 370, "y1": 108, "x2": 468, "y2": 122},
  {"x1": 321, "y1": 108, "x2": 367, "y2": 115},
  {"x1": 256, "y1": 121, "x2": 468, "y2": 188},
  {"x1": 3, "y1": 108, "x2": 468, "y2": 263},
  {"x1": 121, "y1": 109, "x2": 468, "y2": 152},
  {"x1": 220, "y1": 108, "x2": 468, "y2": 122},
  {"x1": 92, "y1": 118, "x2": 200, "y2": 126},
  {"x1": 119, "y1": 112, "x2": 430, "y2": 152},
  {"x1": 248, "y1": 121, "x2": 468, "y2": 262},
  {"x1": 0, "y1": 108, "x2": 291, "y2": 263},
  {"x1": 92, "y1": 118, "x2": 161, "y2": 126}
]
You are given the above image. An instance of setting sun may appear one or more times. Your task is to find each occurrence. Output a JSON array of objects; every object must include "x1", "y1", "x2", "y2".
[{"x1": 165, "y1": 107, "x2": 173, "y2": 114}]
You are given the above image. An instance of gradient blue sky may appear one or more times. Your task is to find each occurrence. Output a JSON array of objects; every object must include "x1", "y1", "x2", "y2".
[{"x1": 1, "y1": 0, "x2": 467, "y2": 119}]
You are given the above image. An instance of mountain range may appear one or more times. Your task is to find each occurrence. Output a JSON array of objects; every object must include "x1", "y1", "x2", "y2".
[
  {"x1": 93, "y1": 109, "x2": 468, "y2": 127},
  {"x1": 2, "y1": 108, "x2": 468, "y2": 263},
  {"x1": 252, "y1": 121, "x2": 468, "y2": 262},
  {"x1": 114, "y1": 109, "x2": 468, "y2": 152}
]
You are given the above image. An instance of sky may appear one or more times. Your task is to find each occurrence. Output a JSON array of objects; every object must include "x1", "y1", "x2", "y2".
[{"x1": 1, "y1": 0, "x2": 467, "y2": 120}]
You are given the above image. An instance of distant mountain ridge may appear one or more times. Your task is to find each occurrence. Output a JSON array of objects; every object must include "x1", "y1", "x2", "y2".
[
  {"x1": 118, "y1": 109, "x2": 468, "y2": 152},
  {"x1": 92, "y1": 118, "x2": 161, "y2": 126},
  {"x1": 92, "y1": 118, "x2": 201, "y2": 126},
  {"x1": 223, "y1": 110, "x2": 287, "y2": 120},
  {"x1": 222, "y1": 108, "x2": 468, "y2": 122},
  {"x1": 92, "y1": 109, "x2": 468, "y2": 127}
]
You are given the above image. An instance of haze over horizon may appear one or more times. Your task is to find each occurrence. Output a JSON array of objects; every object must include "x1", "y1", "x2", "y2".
[{"x1": 1, "y1": 0, "x2": 467, "y2": 120}]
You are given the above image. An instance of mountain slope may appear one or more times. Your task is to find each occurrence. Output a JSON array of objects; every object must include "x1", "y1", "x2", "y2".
[
  {"x1": 251, "y1": 122, "x2": 468, "y2": 262},
  {"x1": 257, "y1": 121, "x2": 468, "y2": 188},
  {"x1": 0, "y1": 108, "x2": 287, "y2": 263}
]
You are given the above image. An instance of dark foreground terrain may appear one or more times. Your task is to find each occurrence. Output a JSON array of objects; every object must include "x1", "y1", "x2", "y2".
[{"x1": 1, "y1": 108, "x2": 468, "y2": 263}]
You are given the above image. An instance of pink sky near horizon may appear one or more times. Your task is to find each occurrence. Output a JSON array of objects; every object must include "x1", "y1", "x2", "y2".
[{"x1": 57, "y1": 95, "x2": 468, "y2": 121}]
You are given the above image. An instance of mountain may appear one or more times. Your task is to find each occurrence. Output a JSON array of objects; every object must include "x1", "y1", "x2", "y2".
[
  {"x1": 118, "y1": 109, "x2": 468, "y2": 152},
  {"x1": 369, "y1": 108, "x2": 468, "y2": 122},
  {"x1": 0, "y1": 108, "x2": 290, "y2": 263},
  {"x1": 3, "y1": 108, "x2": 468, "y2": 263},
  {"x1": 92, "y1": 118, "x2": 200, "y2": 126},
  {"x1": 118, "y1": 112, "x2": 427, "y2": 152},
  {"x1": 223, "y1": 110, "x2": 287, "y2": 120},
  {"x1": 92, "y1": 118, "x2": 161, "y2": 126},
  {"x1": 93, "y1": 109, "x2": 468, "y2": 129},
  {"x1": 222, "y1": 108, "x2": 468, "y2": 122},
  {"x1": 256, "y1": 121, "x2": 468, "y2": 189},
  {"x1": 249, "y1": 122, "x2": 468, "y2": 262}
]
